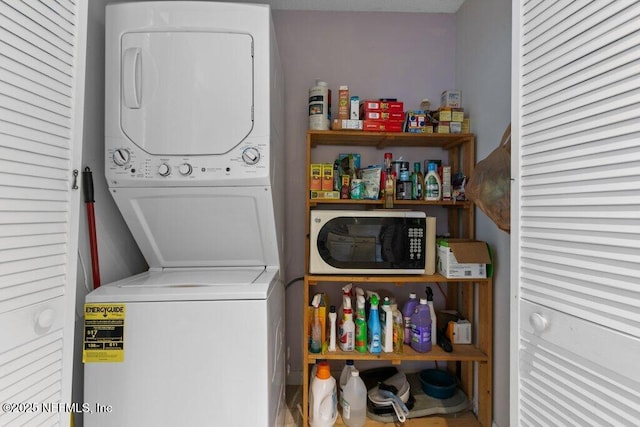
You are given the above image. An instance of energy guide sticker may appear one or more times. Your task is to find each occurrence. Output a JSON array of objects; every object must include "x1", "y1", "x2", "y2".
[{"x1": 83, "y1": 304, "x2": 125, "y2": 363}]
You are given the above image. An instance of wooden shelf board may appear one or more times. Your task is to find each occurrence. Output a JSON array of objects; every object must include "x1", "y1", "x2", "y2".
[
  {"x1": 333, "y1": 410, "x2": 481, "y2": 427},
  {"x1": 308, "y1": 199, "x2": 472, "y2": 208},
  {"x1": 308, "y1": 130, "x2": 474, "y2": 149},
  {"x1": 306, "y1": 343, "x2": 488, "y2": 364},
  {"x1": 306, "y1": 274, "x2": 491, "y2": 284}
]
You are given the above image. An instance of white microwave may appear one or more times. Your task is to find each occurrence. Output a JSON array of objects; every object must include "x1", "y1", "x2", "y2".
[{"x1": 309, "y1": 210, "x2": 430, "y2": 275}]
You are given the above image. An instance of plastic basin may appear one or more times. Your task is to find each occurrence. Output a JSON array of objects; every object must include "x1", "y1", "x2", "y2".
[{"x1": 418, "y1": 369, "x2": 457, "y2": 399}]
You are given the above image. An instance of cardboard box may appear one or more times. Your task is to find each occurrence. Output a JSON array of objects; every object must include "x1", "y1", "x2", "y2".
[
  {"x1": 451, "y1": 108, "x2": 464, "y2": 122},
  {"x1": 434, "y1": 108, "x2": 452, "y2": 122},
  {"x1": 435, "y1": 122, "x2": 450, "y2": 133},
  {"x1": 307, "y1": 293, "x2": 328, "y2": 347},
  {"x1": 363, "y1": 111, "x2": 405, "y2": 121},
  {"x1": 338, "y1": 86, "x2": 350, "y2": 119},
  {"x1": 450, "y1": 122, "x2": 462, "y2": 134},
  {"x1": 350, "y1": 96, "x2": 360, "y2": 120},
  {"x1": 462, "y1": 118, "x2": 471, "y2": 133},
  {"x1": 310, "y1": 163, "x2": 322, "y2": 190},
  {"x1": 442, "y1": 166, "x2": 452, "y2": 200},
  {"x1": 363, "y1": 120, "x2": 404, "y2": 132},
  {"x1": 322, "y1": 163, "x2": 334, "y2": 191},
  {"x1": 446, "y1": 320, "x2": 472, "y2": 344},
  {"x1": 437, "y1": 239, "x2": 491, "y2": 278},
  {"x1": 310, "y1": 190, "x2": 340, "y2": 200},
  {"x1": 441, "y1": 90, "x2": 461, "y2": 108},
  {"x1": 332, "y1": 119, "x2": 363, "y2": 130},
  {"x1": 360, "y1": 100, "x2": 404, "y2": 112}
]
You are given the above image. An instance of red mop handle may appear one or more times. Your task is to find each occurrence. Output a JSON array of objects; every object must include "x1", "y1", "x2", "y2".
[{"x1": 83, "y1": 167, "x2": 101, "y2": 288}]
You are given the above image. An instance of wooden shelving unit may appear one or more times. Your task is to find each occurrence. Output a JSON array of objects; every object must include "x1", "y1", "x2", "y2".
[{"x1": 302, "y1": 130, "x2": 492, "y2": 426}]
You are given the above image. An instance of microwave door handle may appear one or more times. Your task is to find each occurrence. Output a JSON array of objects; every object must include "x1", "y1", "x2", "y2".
[{"x1": 123, "y1": 47, "x2": 141, "y2": 109}]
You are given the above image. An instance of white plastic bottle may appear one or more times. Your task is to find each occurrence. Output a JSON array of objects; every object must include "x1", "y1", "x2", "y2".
[
  {"x1": 339, "y1": 305, "x2": 355, "y2": 352},
  {"x1": 426, "y1": 287, "x2": 437, "y2": 345},
  {"x1": 339, "y1": 360, "x2": 356, "y2": 404},
  {"x1": 328, "y1": 305, "x2": 337, "y2": 352},
  {"x1": 310, "y1": 362, "x2": 338, "y2": 427},
  {"x1": 342, "y1": 369, "x2": 367, "y2": 427},
  {"x1": 381, "y1": 297, "x2": 393, "y2": 353},
  {"x1": 425, "y1": 162, "x2": 442, "y2": 201}
]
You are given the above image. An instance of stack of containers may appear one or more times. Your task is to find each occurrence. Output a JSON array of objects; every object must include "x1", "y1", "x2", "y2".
[
  {"x1": 360, "y1": 100, "x2": 405, "y2": 132},
  {"x1": 434, "y1": 90, "x2": 467, "y2": 134}
]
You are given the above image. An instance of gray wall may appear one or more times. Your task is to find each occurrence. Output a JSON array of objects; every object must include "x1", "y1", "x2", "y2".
[{"x1": 456, "y1": 0, "x2": 512, "y2": 426}]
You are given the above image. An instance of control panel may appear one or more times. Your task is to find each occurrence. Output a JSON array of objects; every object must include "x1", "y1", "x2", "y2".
[{"x1": 106, "y1": 139, "x2": 270, "y2": 186}]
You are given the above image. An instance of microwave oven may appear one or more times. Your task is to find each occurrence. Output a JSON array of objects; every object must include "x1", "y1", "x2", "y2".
[{"x1": 309, "y1": 210, "x2": 431, "y2": 275}]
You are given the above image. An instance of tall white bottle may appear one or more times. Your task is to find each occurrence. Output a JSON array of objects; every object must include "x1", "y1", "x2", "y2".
[
  {"x1": 426, "y1": 287, "x2": 437, "y2": 345},
  {"x1": 342, "y1": 369, "x2": 367, "y2": 427}
]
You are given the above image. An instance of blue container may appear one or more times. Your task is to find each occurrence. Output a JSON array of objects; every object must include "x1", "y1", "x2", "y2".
[{"x1": 418, "y1": 369, "x2": 457, "y2": 399}]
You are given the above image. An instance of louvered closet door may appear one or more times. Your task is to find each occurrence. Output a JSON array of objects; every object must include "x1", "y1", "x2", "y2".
[
  {"x1": 0, "y1": 1, "x2": 87, "y2": 426},
  {"x1": 511, "y1": 0, "x2": 640, "y2": 425}
]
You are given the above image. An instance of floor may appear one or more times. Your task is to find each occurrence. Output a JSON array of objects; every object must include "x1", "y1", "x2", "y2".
[{"x1": 284, "y1": 385, "x2": 303, "y2": 426}]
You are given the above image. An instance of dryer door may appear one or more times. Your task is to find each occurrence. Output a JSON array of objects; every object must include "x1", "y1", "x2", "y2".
[{"x1": 120, "y1": 31, "x2": 254, "y2": 156}]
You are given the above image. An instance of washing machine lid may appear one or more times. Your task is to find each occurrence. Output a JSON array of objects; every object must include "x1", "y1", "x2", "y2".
[
  {"x1": 120, "y1": 30, "x2": 253, "y2": 156},
  {"x1": 86, "y1": 267, "x2": 279, "y2": 302},
  {"x1": 111, "y1": 186, "x2": 280, "y2": 269}
]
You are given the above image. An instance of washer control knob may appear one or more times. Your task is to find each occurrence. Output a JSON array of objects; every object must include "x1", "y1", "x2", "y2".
[
  {"x1": 242, "y1": 147, "x2": 260, "y2": 165},
  {"x1": 113, "y1": 149, "x2": 131, "y2": 166},
  {"x1": 178, "y1": 163, "x2": 193, "y2": 176},
  {"x1": 158, "y1": 163, "x2": 171, "y2": 177}
]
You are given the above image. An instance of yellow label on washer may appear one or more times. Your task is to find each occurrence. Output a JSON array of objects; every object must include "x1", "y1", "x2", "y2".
[{"x1": 82, "y1": 304, "x2": 125, "y2": 363}]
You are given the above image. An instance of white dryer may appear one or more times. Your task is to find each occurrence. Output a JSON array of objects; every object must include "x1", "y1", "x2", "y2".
[{"x1": 84, "y1": 2, "x2": 285, "y2": 426}]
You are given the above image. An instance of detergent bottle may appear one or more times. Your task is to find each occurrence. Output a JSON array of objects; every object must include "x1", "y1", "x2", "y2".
[
  {"x1": 402, "y1": 293, "x2": 418, "y2": 345},
  {"x1": 410, "y1": 298, "x2": 432, "y2": 353},
  {"x1": 367, "y1": 294, "x2": 382, "y2": 354},
  {"x1": 310, "y1": 362, "x2": 338, "y2": 427}
]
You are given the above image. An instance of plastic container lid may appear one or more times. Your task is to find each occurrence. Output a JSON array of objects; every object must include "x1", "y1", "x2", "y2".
[{"x1": 316, "y1": 363, "x2": 331, "y2": 379}]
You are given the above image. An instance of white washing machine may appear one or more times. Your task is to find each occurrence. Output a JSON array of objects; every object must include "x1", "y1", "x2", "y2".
[{"x1": 84, "y1": 2, "x2": 286, "y2": 426}]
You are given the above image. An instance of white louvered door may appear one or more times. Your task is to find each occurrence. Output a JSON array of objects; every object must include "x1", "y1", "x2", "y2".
[
  {"x1": 0, "y1": 1, "x2": 87, "y2": 426},
  {"x1": 511, "y1": 0, "x2": 640, "y2": 425}
]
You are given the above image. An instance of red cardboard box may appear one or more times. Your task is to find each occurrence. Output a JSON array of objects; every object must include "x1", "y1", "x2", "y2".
[
  {"x1": 363, "y1": 120, "x2": 404, "y2": 132},
  {"x1": 362, "y1": 110, "x2": 405, "y2": 121},
  {"x1": 360, "y1": 100, "x2": 404, "y2": 112}
]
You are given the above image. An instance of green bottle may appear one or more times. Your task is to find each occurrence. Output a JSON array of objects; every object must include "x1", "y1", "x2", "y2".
[
  {"x1": 411, "y1": 162, "x2": 424, "y2": 200},
  {"x1": 354, "y1": 295, "x2": 367, "y2": 353}
]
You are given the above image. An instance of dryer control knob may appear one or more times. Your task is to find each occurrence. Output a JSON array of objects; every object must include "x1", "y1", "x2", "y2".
[
  {"x1": 158, "y1": 163, "x2": 171, "y2": 177},
  {"x1": 242, "y1": 147, "x2": 261, "y2": 165},
  {"x1": 113, "y1": 149, "x2": 131, "y2": 166},
  {"x1": 178, "y1": 163, "x2": 193, "y2": 176}
]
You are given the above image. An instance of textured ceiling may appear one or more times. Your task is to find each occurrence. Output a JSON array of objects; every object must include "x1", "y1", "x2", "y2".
[{"x1": 219, "y1": 0, "x2": 466, "y2": 13}]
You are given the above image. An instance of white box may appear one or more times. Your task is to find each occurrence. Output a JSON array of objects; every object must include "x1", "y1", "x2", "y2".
[
  {"x1": 447, "y1": 320, "x2": 472, "y2": 344},
  {"x1": 440, "y1": 90, "x2": 461, "y2": 108},
  {"x1": 437, "y1": 240, "x2": 490, "y2": 279},
  {"x1": 350, "y1": 96, "x2": 360, "y2": 120}
]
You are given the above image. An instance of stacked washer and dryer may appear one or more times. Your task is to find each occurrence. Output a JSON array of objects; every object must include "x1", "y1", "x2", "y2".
[{"x1": 84, "y1": 2, "x2": 286, "y2": 426}]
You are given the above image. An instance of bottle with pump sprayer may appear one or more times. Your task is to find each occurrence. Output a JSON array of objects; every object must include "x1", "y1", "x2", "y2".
[
  {"x1": 354, "y1": 295, "x2": 368, "y2": 353},
  {"x1": 367, "y1": 295, "x2": 382, "y2": 354},
  {"x1": 339, "y1": 299, "x2": 355, "y2": 352},
  {"x1": 328, "y1": 305, "x2": 337, "y2": 352},
  {"x1": 310, "y1": 294, "x2": 323, "y2": 354},
  {"x1": 338, "y1": 283, "x2": 353, "y2": 334},
  {"x1": 426, "y1": 287, "x2": 437, "y2": 346}
]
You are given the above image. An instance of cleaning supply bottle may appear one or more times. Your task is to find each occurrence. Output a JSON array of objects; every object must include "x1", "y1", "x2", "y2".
[
  {"x1": 338, "y1": 283, "x2": 353, "y2": 335},
  {"x1": 341, "y1": 369, "x2": 367, "y2": 427},
  {"x1": 411, "y1": 162, "x2": 424, "y2": 200},
  {"x1": 339, "y1": 360, "x2": 356, "y2": 403},
  {"x1": 392, "y1": 302, "x2": 404, "y2": 354},
  {"x1": 339, "y1": 302, "x2": 355, "y2": 352},
  {"x1": 328, "y1": 305, "x2": 337, "y2": 352},
  {"x1": 310, "y1": 362, "x2": 338, "y2": 427},
  {"x1": 310, "y1": 294, "x2": 323, "y2": 353},
  {"x1": 354, "y1": 295, "x2": 368, "y2": 353},
  {"x1": 425, "y1": 162, "x2": 441, "y2": 201},
  {"x1": 410, "y1": 298, "x2": 432, "y2": 353},
  {"x1": 381, "y1": 297, "x2": 393, "y2": 353},
  {"x1": 425, "y1": 287, "x2": 437, "y2": 346},
  {"x1": 367, "y1": 294, "x2": 382, "y2": 354},
  {"x1": 402, "y1": 293, "x2": 418, "y2": 345}
]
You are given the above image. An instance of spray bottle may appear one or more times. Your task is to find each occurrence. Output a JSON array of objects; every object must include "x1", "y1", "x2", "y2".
[
  {"x1": 367, "y1": 294, "x2": 382, "y2": 354},
  {"x1": 338, "y1": 283, "x2": 353, "y2": 333},
  {"x1": 339, "y1": 297, "x2": 355, "y2": 352},
  {"x1": 354, "y1": 295, "x2": 368, "y2": 353}
]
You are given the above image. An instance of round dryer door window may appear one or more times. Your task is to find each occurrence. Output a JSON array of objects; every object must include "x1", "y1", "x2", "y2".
[{"x1": 120, "y1": 31, "x2": 254, "y2": 156}]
